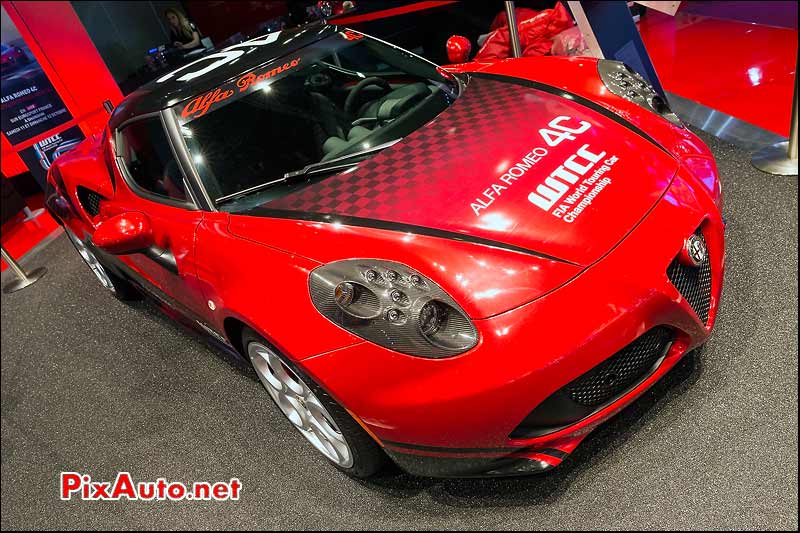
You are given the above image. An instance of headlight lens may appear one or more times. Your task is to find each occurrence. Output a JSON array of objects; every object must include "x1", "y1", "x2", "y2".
[
  {"x1": 309, "y1": 259, "x2": 478, "y2": 358},
  {"x1": 597, "y1": 60, "x2": 682, "y2": 127},
  {"x1": 419, "y1": 300, "x2": 444, "y2": 336},
  {"x1": 333, "y1": 281, "x2": 380, "y2": 319}
]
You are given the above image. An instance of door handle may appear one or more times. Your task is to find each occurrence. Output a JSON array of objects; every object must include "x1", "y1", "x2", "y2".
[{"x1": 143, "y1": 245, "x2": 178, "y2": 274}]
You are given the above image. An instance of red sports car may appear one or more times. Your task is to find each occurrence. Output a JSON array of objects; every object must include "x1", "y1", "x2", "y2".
[{"x1": 45, "y1": 24, "x2": 724, "y2": 478}]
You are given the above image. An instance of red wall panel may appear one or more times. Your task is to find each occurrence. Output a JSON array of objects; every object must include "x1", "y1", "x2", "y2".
[{"x1": 1, "y1": 135, "x2": 27, "y2": 177}]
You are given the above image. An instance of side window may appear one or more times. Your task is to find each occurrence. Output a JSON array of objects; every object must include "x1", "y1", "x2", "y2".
[{"x1": 116, "y1": 118, "x2": 187, "y2": 202}]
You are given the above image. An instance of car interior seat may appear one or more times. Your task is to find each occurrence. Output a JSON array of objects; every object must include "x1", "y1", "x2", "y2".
[{"x1": 321, "y1": 82, "x2": 433, "y2": 161}]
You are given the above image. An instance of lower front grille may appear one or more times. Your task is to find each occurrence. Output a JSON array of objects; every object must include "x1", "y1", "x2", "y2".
[
  {"x1": 566, "y1": 326, "x2": 673, "y2": 407},
  {"x1": 510, "y1": 326, "x2": 674, "y2": 439},
  {"x1": 667, "y1": 228, "x2": 712, "y2": 324}
]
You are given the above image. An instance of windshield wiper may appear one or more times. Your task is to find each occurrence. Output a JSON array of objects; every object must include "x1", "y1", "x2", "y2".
[
  {"x1": 283, "y1": 138, "x2": 401, "y2": 179},
  {"x1": 215, "y1": 138, "x2": 401, "y2": 206}
]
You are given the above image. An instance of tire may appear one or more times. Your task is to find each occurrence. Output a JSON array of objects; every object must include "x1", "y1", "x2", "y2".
[
  {"x1": 64, "y1": 228, "x2": 141, "y2": 301},
  {"x1": 242, "y1": 327, "x2": 386, "y2": 478}
]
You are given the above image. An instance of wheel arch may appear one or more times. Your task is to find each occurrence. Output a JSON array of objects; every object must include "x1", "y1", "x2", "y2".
[
  {"x1": 222, "y1": 313, "x2": 293, "y2": 364},
  {"x1": 223, "y1": 315, "x2": 248, "y2": 359}
]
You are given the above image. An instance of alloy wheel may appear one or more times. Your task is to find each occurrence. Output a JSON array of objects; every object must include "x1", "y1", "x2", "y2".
[
  {"x1": 247, "y1": 341, "x2": 354, "y2": 468},
  {"x1": 66, "y1": 229, "x2": 115, "y2": 293}
]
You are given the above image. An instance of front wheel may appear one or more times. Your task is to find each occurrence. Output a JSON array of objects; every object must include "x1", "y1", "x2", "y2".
[
  {"x1": 64, "y1": 228, "x2": 140, "y2": 301},
  {"x1": 242, "y1": 327, "x2": 386, "y2": 478}
]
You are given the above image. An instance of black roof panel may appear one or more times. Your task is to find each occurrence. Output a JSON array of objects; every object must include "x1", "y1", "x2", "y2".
[{"x1": 109, "y1": 23, "x2": 338, "y2": 130}]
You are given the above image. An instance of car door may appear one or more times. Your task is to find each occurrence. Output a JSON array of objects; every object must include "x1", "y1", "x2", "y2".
[{"x1": 110, "y1": 113, "x2": 211, "y2": 322}]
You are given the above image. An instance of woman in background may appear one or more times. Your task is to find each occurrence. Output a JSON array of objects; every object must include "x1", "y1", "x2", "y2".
[{"x1": 164, "y1": 8, "x2": 201, "y2": 52}]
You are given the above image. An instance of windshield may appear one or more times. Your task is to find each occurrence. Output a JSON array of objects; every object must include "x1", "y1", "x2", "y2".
[{"x1": 176, "y1": 30, "x2": 459, "y2": 210}]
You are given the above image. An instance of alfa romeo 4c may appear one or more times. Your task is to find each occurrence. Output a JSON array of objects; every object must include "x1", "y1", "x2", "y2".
[{"x1": 45, "y1": 25, "x2": 725, "y2": 478}]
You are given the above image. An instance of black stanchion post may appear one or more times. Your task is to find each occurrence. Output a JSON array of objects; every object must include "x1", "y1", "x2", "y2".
[{"x1": 1, "y1": 246, "x2": 47, "y2": 294}]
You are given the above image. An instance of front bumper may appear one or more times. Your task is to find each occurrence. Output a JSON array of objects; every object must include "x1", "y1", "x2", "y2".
[{"x1": 301, "y1": 169, "x2": 725, "y2": 477}]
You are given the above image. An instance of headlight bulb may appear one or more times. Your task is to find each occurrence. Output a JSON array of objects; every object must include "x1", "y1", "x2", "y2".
[
  {"x1": 334, "y1": 282, "x2": 355, "y2": 308},
  {"x1": 386, "y1": 308, "x2": 405, "y2": 324},
  {"x1": 332, "y1": 281, "x2": 380, "y2": 319},
  {"x1": 390, "y1": 289, "x2": 407, "y2": 304},
  {"x1": 419, "y1": 301, "x2": 444, "y2": 337}
]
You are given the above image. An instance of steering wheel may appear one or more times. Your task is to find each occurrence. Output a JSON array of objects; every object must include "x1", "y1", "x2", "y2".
[
  {"x1": 344, "y1": 77, "x2": 392, "y2": 116},
  {"x1": 304, "y1": 71, "x2": 333, "y2": 92}
]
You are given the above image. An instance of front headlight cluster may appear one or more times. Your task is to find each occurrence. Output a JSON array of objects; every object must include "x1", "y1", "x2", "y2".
[
  {"x1": 309, "y1": 259, "x2": 478, "y2": 358},
  {"x1": 597, "y1": 59, "x2": 682, "y2": 127}
]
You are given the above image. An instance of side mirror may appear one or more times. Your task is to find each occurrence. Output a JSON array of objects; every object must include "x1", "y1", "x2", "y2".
[
  {"x1": 93, "y1": 212, "x2": 153, "y2": 255},
  {"x1": 446, "y1": 35, "x2": 472, "y2": 64}
]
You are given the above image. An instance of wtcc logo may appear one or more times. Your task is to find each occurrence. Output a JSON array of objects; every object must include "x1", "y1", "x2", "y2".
[{"x1": 60, "y1": 472, "x2": 241, "y2": 501}]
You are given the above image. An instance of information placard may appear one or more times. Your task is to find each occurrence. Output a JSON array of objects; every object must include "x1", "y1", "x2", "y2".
[
  {"x1": 18, "y1": 125, "x2": 85, "y2": 190},
  {"x1": 1, "y1": 5, "x2": 72, "y2": 145}
]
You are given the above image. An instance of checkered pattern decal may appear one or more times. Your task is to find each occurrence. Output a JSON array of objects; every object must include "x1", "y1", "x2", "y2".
[
  {"x1": 266, "y1": 77, "x2": 548, "y2": 220},
  {"x1": 258, "y1": 74, "x2": 680, "y2": 265}
]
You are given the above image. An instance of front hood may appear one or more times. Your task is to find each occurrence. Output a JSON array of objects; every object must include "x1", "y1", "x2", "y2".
[{"x1": 263, "y1": 75, "x2": 678, "y2": 266}]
